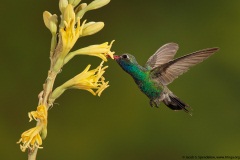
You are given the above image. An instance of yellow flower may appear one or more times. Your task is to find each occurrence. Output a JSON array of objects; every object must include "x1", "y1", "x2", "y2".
[
  {"x1": 17, "y1": 105, "x2": 48, "y2": 152},
  {"x1": 48, "y1": 2, "x2": 114, "y2": 73},
  {"x1": 59, "y1": 4, "x2": 83, "y2": 58},
  {"x1": 96, "y1": 77, "x2": 109, "y2": 96},
  {"x1": 52, "y1": 4, "x2": 86, "y2": 72},
  {"x1": 58, "y1": 1, "x2": 111, "y2": 57},
  {"x1": 49, "y1": 61, "x2": 109, "y2": 103},
  {"x1": 70, "y1": 61, "x2": 109, "y2": 96},
  {"x1": 28, "y1": 105, "x2": 48, "y2": 123},
  {"x1": 17, "y1": 126, "x2": 43, "y2": 152},
  {"x1": 64, "y1": 40, "x2": 115, "y2": 64}
]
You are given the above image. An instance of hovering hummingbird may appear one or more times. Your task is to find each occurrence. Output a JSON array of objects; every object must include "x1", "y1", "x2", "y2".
[{"x1": 113, "y1": 43, "x2": 219, "y2": 114}]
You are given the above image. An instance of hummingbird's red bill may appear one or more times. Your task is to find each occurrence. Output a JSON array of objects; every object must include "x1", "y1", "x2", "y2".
[{"x1": 113, "y1": 55, "x2": 120, "y2": 60}]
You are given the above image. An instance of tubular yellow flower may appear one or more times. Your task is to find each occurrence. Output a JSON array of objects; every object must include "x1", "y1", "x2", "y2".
[
  {"x1": 63, "y1": 4, "x2": 75, "y2": 26},
  {"x1": 53, "y1": 4, "x2": 86, "y2": 72},
  {"x1": 69, "y1": 61, "x2": 108, "y2": 95},
  {"x1": 49, "y1": 61, "x2": 109, "y2": 103},
  {"x1": 17, "y1": 105, "x2": 48, "y2": 152},
  {"x1": 58, "y1": 4, "x2": 83, "y2": 58},
  {"x1": 52, "y1": 2, "x2": 114, "y2": 73},
  {"x1": 64, "y1": 40, "x2": 115, "y2": 65},
  {"x1": 70, "y1": 61, "x2": 109, "y2": 95}
]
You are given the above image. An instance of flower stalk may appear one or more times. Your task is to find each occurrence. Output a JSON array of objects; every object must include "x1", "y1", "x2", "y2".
[{"x1": 18, "y1": 0, "x2": 114, "y2": 159}]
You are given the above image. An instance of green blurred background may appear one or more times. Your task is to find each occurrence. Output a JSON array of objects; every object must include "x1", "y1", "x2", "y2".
[{"x1": 1, "y1": 0, "x2": 240, "y2": 159}]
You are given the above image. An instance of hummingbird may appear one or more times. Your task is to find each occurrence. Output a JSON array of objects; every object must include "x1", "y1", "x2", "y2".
[{"x1": 113, "y1": 43, "x2": 219, "y2": 114}]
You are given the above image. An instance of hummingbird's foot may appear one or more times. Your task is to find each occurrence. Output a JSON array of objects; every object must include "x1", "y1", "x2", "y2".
[{"x1": 150, "y1": 100, "x2": 159, "y2": 108}]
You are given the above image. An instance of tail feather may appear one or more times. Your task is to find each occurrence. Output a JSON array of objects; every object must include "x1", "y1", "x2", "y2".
[{"x1": 163, "y1": 93, "x2": 192, "y2": 115}]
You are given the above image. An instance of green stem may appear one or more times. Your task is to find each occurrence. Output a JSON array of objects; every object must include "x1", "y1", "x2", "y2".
[
  {"x1": 63, "y1": 51, "x2": 76, "y2": 65},
  {"x1": 42, "y1": 70, "x2": 58, "y2": 108},
  {"x1": 50, "y1": 33, "x2": 57, "y2": 57},
  {"x1": 27, "y1": 70, "x2": 57, "y2": 160},
  {"x1": 28, "y1": 147, "x2": 38, "y2": 160},
  {"x1": 48, "y1": 85, "x2": 66, "y2": 105}
]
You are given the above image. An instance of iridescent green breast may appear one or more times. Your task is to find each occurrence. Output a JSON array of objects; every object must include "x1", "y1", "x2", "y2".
[
  {"x1": 127, "y1": 65, "x2": 162, "y2": 99},
  {"x1": 117, "y1": 59, "x2": 162, "y2": 99},
  {"x1": 134, "y1": 74, "x2": 162, "y2": 99}
]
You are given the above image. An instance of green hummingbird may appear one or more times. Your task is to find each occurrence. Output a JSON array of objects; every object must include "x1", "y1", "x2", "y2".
[{"x1": 113, "y1": 43, "x2": 219, "y2": 114}]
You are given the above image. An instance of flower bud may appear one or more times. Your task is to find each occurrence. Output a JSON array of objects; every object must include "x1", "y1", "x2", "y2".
[
  {"x1": 59, "y1": 0, "x2": 68, "y2": 13},
  {"x1": 63, "y1": 4, "x2": 75, "y2": 24},
  {"x1": 76, "y1": 0, "x2": 110, "y2": 19},
  {"x1": 75, "y1": 3, "x2": 87, "y2": 14},
  {"x1": 87, "y1": 0, "x2": 110, "y2": 10},
  {"x1": 68, "y1": 0, "x2": 74, "y2": 4},
  {"x1": 75, "y1": 3, "x2": 88, "y2": 19},
  {"x1": 49, "y1": 15, "x2": 58, "y2": 34},
  {"x1": 69, "y1": 0, "x2": 82, "y2": 7},
  {"x1": 43, "y1": 11, "x2": 58, "y2": 34},
  {"x1": 82, "y1": 22, "x2": 104, "y2": 36},
  {"x1": 43, "y1": 11, "x2": 52, "y2": 29}
]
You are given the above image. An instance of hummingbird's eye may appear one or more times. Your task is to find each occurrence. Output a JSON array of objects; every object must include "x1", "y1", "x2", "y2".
[{"x1": 122, "y1": 54, "x2": 129, "y2": 59}]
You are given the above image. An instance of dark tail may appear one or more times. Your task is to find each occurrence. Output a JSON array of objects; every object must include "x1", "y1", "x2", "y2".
[{"x1": 163, "y1": 93, "x2": 192, "y2": 115}]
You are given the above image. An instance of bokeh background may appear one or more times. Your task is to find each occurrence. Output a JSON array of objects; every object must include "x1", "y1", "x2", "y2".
[{"x1": 1, "y1": 0, "x2": 240, "y2": 159}]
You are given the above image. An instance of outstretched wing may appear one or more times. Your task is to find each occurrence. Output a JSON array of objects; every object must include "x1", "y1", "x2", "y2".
[
  {"x1": 145, "y1": 43, "x2": 179, "y2": 69},
  {"x1": 150, "y1": 47, "x2": 219, "y2": 85}
]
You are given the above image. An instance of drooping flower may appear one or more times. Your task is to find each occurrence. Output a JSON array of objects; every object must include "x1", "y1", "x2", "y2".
[
  {"x1": 17, "y1": 126, "x2": 43, "y2": 152},
  {"x1": 17, "y1": 105, "x2": 48, "y2": 152}
]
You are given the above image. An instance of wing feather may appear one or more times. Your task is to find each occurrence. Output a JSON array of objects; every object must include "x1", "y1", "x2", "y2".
[
  {"x1": 145, "y1": 43, "x2": 179, "y2": 69},
  {"x1": 150, "y1": 47, "x2": 219, "y2": 85}
]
